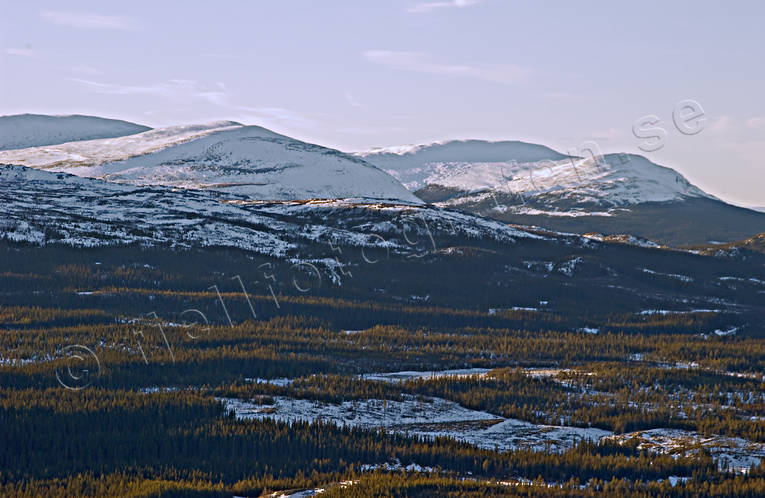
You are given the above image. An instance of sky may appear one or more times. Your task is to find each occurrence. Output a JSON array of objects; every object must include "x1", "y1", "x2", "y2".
[{"x1": 1, "y1": 0, "x2": 764, "y2": 207}]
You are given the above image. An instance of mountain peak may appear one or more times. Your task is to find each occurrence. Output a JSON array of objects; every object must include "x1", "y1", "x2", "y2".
[{"x1": 0, "y1": 122, "x2": 420, "y2": 204}]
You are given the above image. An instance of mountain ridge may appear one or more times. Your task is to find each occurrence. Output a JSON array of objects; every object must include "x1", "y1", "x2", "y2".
[
  {"x1": 0, "y1": 114, "x2": 151, "y2": 151},
  {"x1": 2, "y1": 116, "x2": 761, "y2": 245},
  {"x1": 356, "y1": 139, "x2": 764, "y2": 245},
  {"x1": 355, "y1": 140, "x2": 715, "y2": 206},
  {"x1": 2, "y1": 162, "x2": 764, "y2": 335},
  {"x1": 0, "y1": 122, "x2": 420, "y2": 204}
]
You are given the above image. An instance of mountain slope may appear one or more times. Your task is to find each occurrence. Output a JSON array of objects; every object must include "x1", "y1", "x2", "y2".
[
  {"x1": 358, "y1": 139, "x2": 568, "y2": 191},
  {"x1": 0, "y1": 121, "x2": 244, "y2": 169},
  {"x1": 0, "y1": 163, "x2": 529, "y2": 257},
  {"x1": 497, "y1": 198, "x2": 765, "y2": 248},
  {"x1": 694, "y1": 231, "x2": 765, "y2": 256},
  {"x1": 0, "y1": 114, "x2": 150, "y2": 151},
  {"x1": 357, "y1": 141, "x2": 764, "y2": 246},
  {"x1": 1, "y1": 163, "x2": 764, "y2": 334},
  {"x1": 0, "y1": 123, "x2": 420, "y2": 204}
]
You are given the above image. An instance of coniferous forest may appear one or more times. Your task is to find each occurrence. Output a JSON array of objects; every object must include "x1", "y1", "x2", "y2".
[
  {"x1": 4, "y1": 2, "x2": 765, "y2": 495},
  {"x1": 1, "y1": 242, "x2": 764, "y2": 497}
]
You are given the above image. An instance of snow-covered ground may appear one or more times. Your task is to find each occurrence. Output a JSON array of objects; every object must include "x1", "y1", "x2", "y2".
[
  {"x1": 262, "y1": 480, "x2": 357, "y2": 498},
  {"x1": 0, "y1": 164, "x2": 541, "y2": 283},
  {"x1": 0, "y1": 116, "x2": 730, "y2": 214},
  {"x1": 222, "y1": 395, "x2": 611, "y2": 453},
  {"x1": 355, "y1": 139, "x2": 567, "y2": 191},
  {"x1": 0, "y1": 354, "x2": 54, "y2": 366},
  {"x1": 607, "y1": 428, "x2": 765, "y2": 473},
  {"x1": 0, "y1": 121, "x2": 240, "y2": 168},
  {"x1": 637, "y1": 309, "x2": 722, "y2": 315},
  {"x1": 224, "y1": 395, "x2": 765, "y2": 469},
  {"x1": 641, "y1": 268, "x2": 694, "y2": 282},
  {"x1": 521, "y1": 257, "x2": 582, "y2": 276},
  {"x1": 245, "y1": 377, "x2": 294, "y2": 387},
  {"x1": 718, "y1": 276, "x2": 765, "y2": 286},
  {"x1": 223, "y1": 363, "x2": 765, "y2": 470},
  {"x1": 357, "y1": 140, "x2": 714, "y2": 208},
  {"x1": 360, "y1": 368, "x2": 491, "y2": 383},
  {"x1": 498, "y1": 206, "x2": 616, "y2": 217},
  {"x1": 489, "y1": 307, "x2": 538, "y2": 314},
  {"x1": 584, "y1": 233, "x2": 662, "y2": 248},
  {"x1": 0, "y1": 123, "x2": 421, "y2": 203}
]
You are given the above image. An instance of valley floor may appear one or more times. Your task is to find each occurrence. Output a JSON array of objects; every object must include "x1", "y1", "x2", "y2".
[{"x1": 1, "y1": 245, "x2": 764, "y2": 497}]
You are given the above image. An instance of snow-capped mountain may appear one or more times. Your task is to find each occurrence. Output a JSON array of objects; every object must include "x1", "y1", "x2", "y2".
[
  {"x1": 2, "y1": 115, "x2": 760, "y2": 245},
  {"x1": 358, "y1": 140, "x2": 568, "y2": 191},
  {"x1": 0, "y1": 114, "x2": 150, "y2": 151},
  {"x1": 0, "y1": 123, "x2": 420, "y2": 204},
  {"x1": 0, "y1": 121, "x2": 244, "y2": 169},
  {"x1": 358, "y1": 140, "x2": 567, "y2": 192},
  {"x1": 357, "y1": 140, "x2": 713, "y2": 208},
  {"x1": 357, "y1": 140, "x2": 764, "y2": 245}
]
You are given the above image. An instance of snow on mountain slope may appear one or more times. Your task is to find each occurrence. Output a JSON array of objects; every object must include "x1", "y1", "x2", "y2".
[
  {"x1": 354, "y1": 140, "x2": 758, "y2": 246},
  {"x1": 0, "y1": 124, "x2": 421, "y2": 204},
  {"x1": 0, "y1": 114, "x2": 151, "y2": 151},
  {"x1": 357, "y1": 139, "x2": 567, "y2": 191},
  {"x1": 0, "y1": 121, "x2": 243, "y2": 169},
  {"x1": 356, "y1": 140, "x2": 715, "y2": 208},
  {"x1": 4, "y1": 163, "x2": 764, "y2": 323},
  {"x1": 432, "y1": 153, "x2": 712, "y2": 208},
  {"x1": 0, "y1": 164, "x2": 528, "y2": 258}
]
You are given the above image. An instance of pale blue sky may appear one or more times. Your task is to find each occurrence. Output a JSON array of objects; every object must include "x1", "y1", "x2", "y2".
[{"x1": 1, "y1": 0, "x2": 763, "y2": 206}]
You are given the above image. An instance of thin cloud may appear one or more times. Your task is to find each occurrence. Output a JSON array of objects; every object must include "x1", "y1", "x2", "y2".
[
  {"x1": 40, "y1": 10, "x2": 135, "y2": 30},
  {"x1": 236, "y1": 106, "x2": 396, "y2": 137},
  {"x1": 345, "y1": 92, "x2": 363, "y2": 108},
  {"x1": 363, "y1": 50, "x2": 529, "y2": 84},
  {"x1": 589, "y1": 128, "x2": 624, "y2": 141},
  {"x1": 69, "y1": 78, "x2": 227, "y2": 105},
  {"x1": 407, "y1": 0, "x2": 481, "y2": 14},
  {"x1": 70, "y1": 78, "x2": 166, "y2": 96},
  {"x1": 3, "y1": 48, "x2": 38, "y2": 57},
  {"x1": 71, "y1": 77, "x2": 319, "y2": 131},
  {"x1": 706, "y1": 115, "x2": 733, "y2": 135},
  {"x1": 237, "y1": 106, "x2": 318, "y2": 128}
]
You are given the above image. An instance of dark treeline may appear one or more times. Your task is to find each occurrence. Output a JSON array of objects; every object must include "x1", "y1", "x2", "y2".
[
  {"x1": 2, "y1": 242, "x2": 765, "y2": 496},
  {"x1": 2, "y1": 319, "x2": 763, "y2": 390},
  {"x1": 1, "y1": 241, "x2": 760, "y2": 336},
  {"x1": 3, "y1": 387, "x2": 764, "y2": 497}
]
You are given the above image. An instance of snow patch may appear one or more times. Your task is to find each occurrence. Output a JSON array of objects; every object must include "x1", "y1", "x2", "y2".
[{"x1": 222, "y1": 395, "x2": 612, "y2": 453}]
